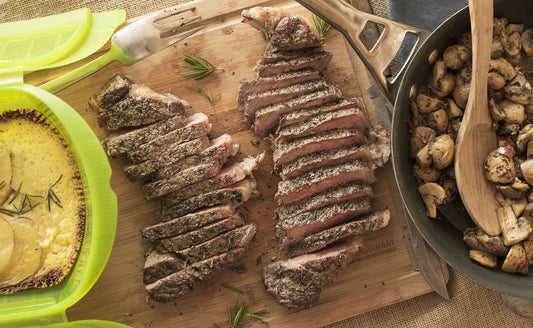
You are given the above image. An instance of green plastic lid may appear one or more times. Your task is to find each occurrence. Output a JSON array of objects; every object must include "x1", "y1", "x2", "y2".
[{"x1": 0, "y1": 9, "x2": 130, "y2": 328}]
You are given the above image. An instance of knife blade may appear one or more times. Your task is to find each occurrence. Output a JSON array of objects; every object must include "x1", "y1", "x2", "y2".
[{"x1": 366, "y1": 83, "x2": 449, "y2": 299}]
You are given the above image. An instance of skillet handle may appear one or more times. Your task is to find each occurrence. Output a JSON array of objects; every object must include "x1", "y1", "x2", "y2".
[{"x1": 295, "y1": 0, "x2": 429, "y2": 101}]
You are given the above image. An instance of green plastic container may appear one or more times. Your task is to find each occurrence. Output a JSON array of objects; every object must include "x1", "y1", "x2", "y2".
[{"x1": 0, "y1": 9, "x2": 131, "y2": 328}]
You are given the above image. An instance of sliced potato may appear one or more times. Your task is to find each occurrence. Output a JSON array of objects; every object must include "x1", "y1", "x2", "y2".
[
  {"x1": 0, "y1": 141, "x2": 12, "y2": 202},
  {"x1": 0, "y1": 218, "x2": 14, "y2": 274},
  {"x1": 0, "y1": 218, "x2": 42, "y2": 286}
]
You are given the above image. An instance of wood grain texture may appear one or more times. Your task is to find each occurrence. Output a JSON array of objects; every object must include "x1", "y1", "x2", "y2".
[
  {"x1": 23, "y1": 1, "x2": 448, "y2": 326},
  {"x1": 454, "y1": 0, "x2": 499, "y2": 236}
]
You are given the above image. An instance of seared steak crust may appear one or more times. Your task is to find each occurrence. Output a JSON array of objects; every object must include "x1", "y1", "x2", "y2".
[
  {"x1": 254, "y1": 50, "x2": 332, "y2": 77},
  {"x1": 89, "y1": 73, "x2": 133, "y2": 112},
  {"x1": 143, "y1": 251, "x2": 184, "y2": 284}
]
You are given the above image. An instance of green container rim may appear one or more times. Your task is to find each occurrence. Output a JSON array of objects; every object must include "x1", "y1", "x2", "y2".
[{"x1": 0, "y1": 84, "x2": 117, "y2": 327}]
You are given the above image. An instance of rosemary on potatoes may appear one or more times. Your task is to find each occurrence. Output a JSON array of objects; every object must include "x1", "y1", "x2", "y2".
[
  {"x1": 312, "y1": 14, "x2": 331, "y2": 37},
  {"x1": 0, "y1": 175, "x2": 63, "y2": 216},
  {"x1": 181, "y1": 54, "x2": 223, "y2": 80}
]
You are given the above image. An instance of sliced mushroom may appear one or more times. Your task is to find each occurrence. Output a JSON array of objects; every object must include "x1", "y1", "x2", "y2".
[
  {"x1": 446, "y1": 98, "x2": 463, "y2": 120},
  {"x1": 491, "y1": 37, "x2": 504, "y2": 59},
  {"x1": 497, "y1": 123, "x2": 521, "y2": 136},
  {"x1": 488, "y1": 72, "x2": 506, "y2": 90},
  {"x1": 443, "y1": 44, "x2": 471, "y2": 70},
  {"x1": 427, "y1": 134, "x2": 455, "y2": 169},
  {"x1": 418, "y1": 183, "x2": 446, "y2": 219},
  {"x1": 511, "y1": 197, "x2": 528, "y2": 217},
  {"x1": 414, "y1": 165, "x2": 441, "y2": 183},
  {"x1": 502, "y1": 243, "x2": 529, "y2": 274},
  {"x1": 521, "y1": 29, "x2": 533, "y2": 57},
  {"x1": 425, "y1": 108, "x2": 449, "y2": 133},
  {"x1": 416, "y1": 93, "x2": 447, "y2": 114},
  {"x1": 410, "y1": 100, "x2": 420, "y2": 126},
  {"x1": 476, "y1": 228, "x2": 510, "y2": 256},
  {"x1": 500, "y1": 99, "x2": 525, "y2": 124},
  {"x1": 506, "y1": 23, "x2": 524, "y2": 35},
  {"x1": 522, "y1": 240, "x2": 533, "y2": 264},
  {"x1": 453, "y1": 82, "x2": 471, "y2": 109},
  {"x1": 416, "y1": 144, "x2": 432, "y2": 167},
  {"x1": 441, "y1": 178, "x2": 458, "y2": 204},
  {"x1": 429, "y1": 60, "x2": 455, "y2": 97},
  {"x1": 488, "y1": 98, "x2": 506, "y2": 121},
  {"x1": 505, "y1": 52, "x2": 521, "y2": 67},
  {"x1": 489, "y1": 58, "x2": 516, "y2": 81},
  {"x1": 524, "y1": 203, "x2": 533, "y2": 221},
  {"x1": 516, "y1": 124, "x2": 533, "y2": 153},
  {"x1": 410, "y1": 126, "x2": 436, "y2": 157},
  {"x1": 503, "y1": 71, "x2": 532, "y2": 105},
  {"x1": 498, "y1": 205, "x2": 532, "y2": 245},
  {"x1": 512, "y1": 177, "x2": 531, "y2": 192},
  {"x1": 494, "y1": 17, "x2": 507, "y2": 36},
  {"x1": 469, "y1": 250, "x2": 498, "y2": 268},
  {"x1": 503, "y1": 31, "x2": 522, "y2": 56},
  {"x1": 520, "y1": 159, "x2": 533, "y2": 186},
  {"x1": 458, "y1": 31, "x2": 472, "y2": 49},
  {"x1": 455, "y1": 66, "x2": 472, "y2": 86},
  {"x1": 484, "y1": 149, "x2": 516, "y2": 184},
  {"x1": 464, "y1": 227, "x2": 489, "y2": 251},
  {"x1": 497, "y1": 184, "x2": 526, "y2": 199}
]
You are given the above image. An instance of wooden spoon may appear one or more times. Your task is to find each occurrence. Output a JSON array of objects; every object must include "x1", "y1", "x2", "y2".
[{"x1": 455, "y1": 0, "x2": 501, "y2": 235}]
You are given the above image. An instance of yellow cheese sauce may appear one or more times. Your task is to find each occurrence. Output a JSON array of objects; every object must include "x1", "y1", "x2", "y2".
[{"x1": 0, "y1": 109, "x2": 84, "y2": 294}]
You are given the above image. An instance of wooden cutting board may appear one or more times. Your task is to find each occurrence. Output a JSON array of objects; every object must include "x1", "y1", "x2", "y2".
[{"x1": 25, "y1": 0, "x2": 449, "y2": 326}]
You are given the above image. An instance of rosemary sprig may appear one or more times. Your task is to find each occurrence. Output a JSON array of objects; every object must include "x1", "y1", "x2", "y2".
[
  {"x1": 214, "y1": 301, "x2": 269, "y2": 328},
  {"x1": 186, "y1": 86, "x2": 221, "y2": 104},
  {"x1": 8, "y1": 181, "x2": 22, "y2": 205},
  {"x1": 312, "y1": 14, "x2": 331, "y2": 37},
  {"x1": 0, "y1": 180, "x2": 5, "y2": 189},
  {"x1": 221, "y1": 283, "x2": 247, "y2": 295},
  {"x1": 181, "y1": 54, "x2": 223, "y2": 80},
  {"x1": 46, "y1": 175, "x2": 63, "y2": 211}
]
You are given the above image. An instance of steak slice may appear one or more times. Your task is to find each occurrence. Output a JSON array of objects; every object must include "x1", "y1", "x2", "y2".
[
  {"x1": 94, "y1": 84, "x2": 190, "y2": 130},
  {"x1": 275, "y1": 198, "x2": 373, "y2": 245},
  {"x1": 288, "y1": 210, "x2": 391, "y2": 256},
  {"x1": 157, "y1": 215, "x2": 245, "y2": 252},
  {"x1": 254, "y1": 50, "x2": 333, "y2": 76},
  {"x1": 145, "y1": 268, "x2": 201, "y2": 302},
  {"x1": 258, "y1": 48, "x2": 322, "y2": 64},
  {"x1": 123, "y1": 135, "x2": 209, "y2": 181},
  {"x1": 253, "y1": 85, "x2": 342, "y2": 137},
  {"x1": 262, "y1": 238, "x2": 363, "y2": 309},
  {"x1": 273, "y1": 129, "x2": 367, "y2": 168},
  {"x1": 279, "y1": 144, "x2": 374, "y2": 180},
  {"x1": 278, "y1": 98, "x2": 364, "y2": 129},
  {"x1": 274, "y1": 183, "x2": 374, "y2": 221},
  {"x1": 177, "y1": 224, "x2": 256, "y2": 263},
  {"x1": 275, "y1": 107, "x2": 369, "y2": 144},
  {"x1": 104, "y1": 115, "x2": 187, "y2": 157},
  {"x1": 276, "y1": 160, "x2": 375, "y2": 205},
  {"x1": 190, "y1": 247, "x2": 245, "y2": 277},
  {"x1": 89, "y1": 73, "x2": 133, "y2": 112},
  {"x1": 165, "y1": 153, "x2": 264, "y2": 202},
  {"x1": 143, "y1": 204, "x2": 237, "y2": 240},
  {"x1": 127, "y1": 113, "x2": 211, "y2": 163},
  {"x1": 243, "y1": 79, "x2": 328, "y2": 124},
  {"x1": 162, "y1": 177, "x2": 258, "y2": 219},
  {"x1": 237, "y1": 69, "x2": 322, "y2": 112},
  {"x1": 144, "y1": 160, "x2": 223, "y2": 200},
  {"x1": 143, "y1": 250, "x2": 185, "y2": 284},
  {"x1": 154, "y1": 134, "x2": 238, "y2": 181},
  {"x1": 241, "y1": 7, "x2": 324, "y2": 51}
]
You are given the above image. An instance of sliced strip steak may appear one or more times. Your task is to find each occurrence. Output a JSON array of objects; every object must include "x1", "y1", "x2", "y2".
[
  {"x1": 262, "y1": 238, "x2": 363, "y2": 309},
  {"x1": 258, "y1": 48, "x2": 322, "y2": 64},
  {"x1": 275, "y1": 107, "x2": 369, "y2": 144},
  {"x1": 144, "y1": 160, "x2": 223, "y2": 200},
  {"x1": 123, "y1": 135, "x2": 209, "y2": 181},
  {"x1": 243, "y1": 79, "x2": 328, "y2": 124},
  {"x1": 279, "y1": 144, "x2": 374, "y2": 180},
  {"x1": 274, "y1": 183, "x2": 374, "y2": 221},
  {"x1": 276, "y1": 160, "x2": 375, "y2": 205},
  {"x1": 161, "y1": 177, "x2": 258, "y2": 219},
  {"x1": 142, "y1": 204, "x2": 237, "y2": 240},
  {"x1": 288, "y1": 209, "x2": 391, "y2": 256},
  {"x1": 89, "y1": 73, "x2": 133, "y2": 114},
  {"x1": 143, "y1": 250, "x2": 185, "y2": 284},
  {"x1": 253, "y1": 85, "x2": 342, "y2": 137},
  {"x1": 93, "y1": 84, "x2": 190, "y2": 130},
  {"x1": 157, "y1": 215, "x2": 245, "y2": 252},
  {"x1": 165, "y1": 153, "x2": 264, "y2": 202},
  {"x1": 177, "y1": 224, "x2": 256, "y2": 263},
  {"x1": 275, "y1": 197, "x2": 372, "y2": 245},
  {"x1": 154, "y1": 134, "x2": 238, "y2": 181},
  {"x1": 104, "y1": 115, "x2": 187, "y2": 157},
  {"x1": 237, "y1": 69, "x2": 322, "y2": 112},
  {"x1": 254, "y1": 50, "x2": 332, "y2": 76},
  {"x1": 190, "y1": 247, "x2": 245, "y2": 277},
  {"x1": 278, "y1": 98, "x2": 363, "y2": 129},
  {"x1": 127, "y1": 113, "x2": 211, "y2": 163},
  {"x1": 273, "y1": 129, "x2": 367, "y2": 168},
  {"x1": 145, "y1": 268, "x2": 201, "y2": 302}
]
